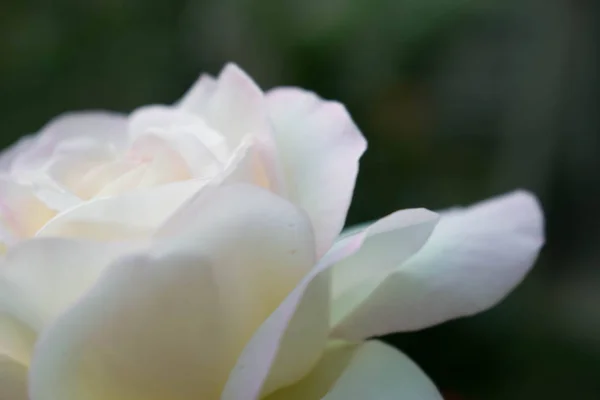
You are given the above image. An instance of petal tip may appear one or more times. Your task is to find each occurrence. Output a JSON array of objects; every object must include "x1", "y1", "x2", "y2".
[{"x1": 499, "y1": 189, "x2": 545, "y2": 242}]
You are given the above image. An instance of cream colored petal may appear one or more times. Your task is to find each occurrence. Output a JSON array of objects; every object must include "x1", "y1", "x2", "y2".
[
  {"x1": 131, "y1": 131, "x2": 221, "y2": 178},
  {"x1": 10, "y1": 111, "x2": 128, "y2": 175},
  {"x1": 5, "y1": 112, "x2": 128, "y2": 212},
  {"x1": 0, "y1": 238, "x2": 145, "y2": 334},
  {"x1": 220, "y1": 135, "x2": 283, "y2": 193},
  {"x1": 333, "y1": 190, "x2": 544, "y2": 340},
  {"x1": 221, "y1": 227, "x2": 368, "y2": 400},
  {"x1": 266, "y1": 341, "x2": 442, "y2": 400},
  {"x1": 0, "y1": 179, "x2": 56, "y2": 239},
  {"x1": 0, "y1": 354, "x2": 28, "y2": 400},
  {"x1": 128, "y1": 105, "x2": 230, "y2": 165},
  {"x1": 158, "y1": 184, "x2": 317, "y2": 375},
  {"x1": 0, "y1": 313, "x2": 36, "y2": 366},
  {"x1": 188, "y1": 64, "x2": 286, "y2": 194},
  {"x1": 30, "y1": 184, "x2": 316, "y2": 400},
  {"x1": 266, "y1": 88, "x2": 367, "y2": 257},
  {"x1": 72, "y1": 159, "x2": 139, "y2": 199},
  {"x1": 95, "y1": 136, "x2": 193, "y2": 197},
  {"x1": 29, "y1": 253, "x2": 223, "y2": 400},
  {"x1": 37, "y1": 179, "x2": 206, "y2": 240}
]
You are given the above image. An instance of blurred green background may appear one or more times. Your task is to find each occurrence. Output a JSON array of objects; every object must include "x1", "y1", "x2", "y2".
[{"x1": 1, "y1": 0, "x2": 599, "y2": 398}]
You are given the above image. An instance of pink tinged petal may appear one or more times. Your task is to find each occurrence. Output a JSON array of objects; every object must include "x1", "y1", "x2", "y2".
[
  {"x1": 194, "y1": 64, "x2": 286, "y2": 194},
  {"x1": 266, "y1": 88, "x2": 368, "y2": 257},
  {"x1": 333, "y1": 190, "x2": 545, "y2": 340},
  {"x1": 128, "y1": 105, "x2": 230, "y2": 165},
  {"x1": 266, "y1": 341, "x2": 442, "y2": 400},
  {"x1": 0, "y1": 136, "x2": 35, "y2": 172},
  {"x1": 30, "y1": 184, "x2": 315, "y2": 400},
  {"x1": 9, "y1": 111, "x2": 128, "y2": 175},
  {"x1": 0, "y1": 355, "x2": 28, "y2": 400},
  {"x1": 0, "y1": 238, "x2": 145, "y2": 334},
  {"x1": 203, "y1": 64, "x2": 272, "y2": 147},
  {"x1": 5, "y1": 112, "x2": 128, "y2": 212},
  {"x1": 221, "y1": 226, "x2": 368, "y2": 400},
  {"x1": 94, "y1": 136, "x2": 193, "y2": 197},
  {"x1": 175, "y1": 73, "x2": 217, "y2": 113},
  {"x1": 131, "y1": 132, "x2": 221, "y2": 179},
  {"x1": 36, "y1": 179, "x2": 206, "y2": 240}
]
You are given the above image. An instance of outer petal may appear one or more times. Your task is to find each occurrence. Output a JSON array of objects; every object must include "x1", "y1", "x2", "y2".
[
  {"x1": 0, "y1": 313, "x2": 36, "y2": 366},
  {"x1": 29, "y1": 184, "x2": 315, "y2": 400},
  {"x1": 0, "y1": 238, "x2": 145, "y2": 334},
  {"x1": 158, "y1": 184, "x2": 317, "y2": 374},
  {"x1": 333, "y1": 190, "x2": 544, "y2": 340},
  {"x1": 0, "y1": 355, "x2": 28, "y2": 400},
  {"x1": 266, "y1": 341, "x2": 442, "y2": 400},
  {"x1": 330, "y1": 209, "x2": 439, "y2": 332},
  {"x1": 221, "y1": 223, "x2": 367, "y2": 400},
  {"x1": 220, "y1": 210, "x2": 435, "y2": 400},
  {"x1": 266, "y1": 88, "x2": 367, "y2": 257},
  {"x1": 29, "y1": 252, "x2": 223, "y2": 400}
]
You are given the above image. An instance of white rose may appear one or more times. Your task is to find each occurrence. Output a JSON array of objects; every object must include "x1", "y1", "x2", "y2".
[{"x1": 0, "y1": 64, "x2": 544, "y2": 400}]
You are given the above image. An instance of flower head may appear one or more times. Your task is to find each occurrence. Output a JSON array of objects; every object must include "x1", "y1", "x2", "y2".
[{"x1": 0, "y1": 64, "x2": 544, "y2": 399}]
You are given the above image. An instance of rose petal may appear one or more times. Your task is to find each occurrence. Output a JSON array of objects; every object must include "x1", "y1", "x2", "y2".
[
  {"x1": 175, "y1": 74, "x2": 217, "y2": 113},
  {"x1": 37, "y1": 179, "x2": 206, "y2": 240},
  {"x1": 332, "y1": 190, "x2": 544, "y2": 340},
  {"x1": 0, "y1": 355, "x2": 28, "y2": 400},
  {"x1": 29, "y1": 253, "x2": 223, "y2": 400},
  {"x1": 220, "y1": 135, "x2": 283, "y2": 193},
  {"x1": 221, "y1": 226, "x2": 369, "y2": 400},
  {"x1": 128, "y1": 105, "x2": 230, "y2": 166},
  {"x1": 203, "y1": 64, "x2": 272, "y2": 148},
  {"x1": 266, "y1": 341, "x2": 442, "y2": 400},
  {"x1": 0, "y1": 179, "x2": 56, "y2": 240},
  {"x1": 158, "y1": 184, "x2": 316, "y2": 373},
  {"x1": 0, "y1": 313, "x2": 36, "y2": 366},
  {"x1": 221, "y1": 209, "x2": 436, "y2": 399},
  {"x1": 10, "y1": 111, "x2": 128, "y2": 176},
  {"x1": 4, "y1": 112, "x2": 128, "y2": 212},
  {"x1": 266, "y1": 88, "x2": 367, "y2": 257},
  {"x1": 330, "y1": 209, "x2": 439, "y2": 331},
  {"x1": 29, "y1": 184, "x2": 315, "y2": 400},
  {"x1": 0, "y1": 238, "x2": 145, "y2": 334},
  {"x1": 0, "y1": 136, "x2": 35, "y2": 172}
]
